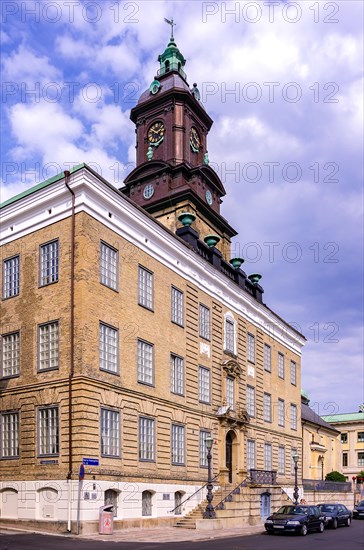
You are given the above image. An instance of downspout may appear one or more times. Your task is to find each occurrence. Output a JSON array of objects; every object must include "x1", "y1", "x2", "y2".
[{"x1": 64, "y1": 170, "x2": 75, "y2": 532}]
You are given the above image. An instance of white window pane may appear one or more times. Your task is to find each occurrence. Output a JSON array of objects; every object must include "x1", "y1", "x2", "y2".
[
  {"x1": 264, "y1": 344, "x2": 271, "y2": 372},
  {"x1": 39, "y1": 322, "x2": 59, "y2": 371},
  {"x1": 2, "y1": 332, "x2": 20, "y2": 377},
  {"x1": 100, "y1": 242, "x2": 118, "y2": 290},
  {"x1": 247, "y1": 386, "x2": 255, "y2": 417},
  {"x1": 138, "y1": 266, "x2": 153, "y2": 309},
  {"x1": 170, "y1": 354, "x2": 184, "y2": 395},
  {"x1": 172, "y1": 424, "x2": 185, "y2": 464},
  {"x1": 226, "y1": 377, "x2": 234, "y2": 409},
  {"x1": 40, "y1": 241, "x2": 59, "y2": 286},
  {"x1": 171, "y1": 287, "x2": 184, "y2": 326},
  {"x1": 199, "y1": 430, "x2": 211, "y2": 467},
  {"x1": 247, "y1": 334, "x2": 255, "y2": 363},
  {"x1": 139, "y1": 417, "x2": 155, "y2": 460},
  {"x1": 3, "y1": 256, "x2": 20, "y2": 298},
  {"x1": 198, "y1": 366, "x2": 210, "y2": 403},
  {"x1": 138, "y1": 340, "x2": 154, "y2": 384},
  {"x1": 99, "y1": 323, "x2": 118, "y2": 373},
  {"x1": 199, "y1": 305, "x2": 210, "y2": 340},
  {"x1": 101, "y1": 408, "x2": 120, "y2": 457},
  {"x1": 278, "y1": 353, "x2": 285, "y2": 378},
  {"x1": 39, "y1": 407, "x2": 59, "y2": 455},
  {"x1": 1, "y1": 412, "x2": 19, "y2": 458}
]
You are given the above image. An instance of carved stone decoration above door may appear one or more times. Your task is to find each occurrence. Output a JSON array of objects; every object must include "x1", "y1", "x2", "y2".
[{"x1": 222, "y1": 359, "x2": 241, "y2": 379}]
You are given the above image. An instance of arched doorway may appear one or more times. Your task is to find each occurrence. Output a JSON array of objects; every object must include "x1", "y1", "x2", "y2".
[
  {"x1": 225, "y1": 431, "x2": 235, "y2": 483},
  {"x1": 260, "y1": 491, "x2": 271, "y2": 521}
]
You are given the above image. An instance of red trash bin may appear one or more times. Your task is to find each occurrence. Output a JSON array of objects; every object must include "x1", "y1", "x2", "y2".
[{"x1": 99, "y1": 504, "x2": 114, "y2": 534}]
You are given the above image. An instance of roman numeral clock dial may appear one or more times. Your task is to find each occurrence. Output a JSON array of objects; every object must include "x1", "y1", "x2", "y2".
[{"x1": 148, "y1": 122, "x2": 165, "y2": 146}]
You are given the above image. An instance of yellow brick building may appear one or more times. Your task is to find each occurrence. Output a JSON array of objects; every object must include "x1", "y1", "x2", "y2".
[{"x1": 0, "y1": 34, "x2": 306, "y2": 532}]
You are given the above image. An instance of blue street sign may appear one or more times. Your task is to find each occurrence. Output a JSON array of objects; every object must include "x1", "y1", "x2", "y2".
[
  {"x1": 82, "y1": 458, "x2": 99, "y2": 466},
  {"x1": 79, "y1": 464, "x2": 85, "y2": 481}
]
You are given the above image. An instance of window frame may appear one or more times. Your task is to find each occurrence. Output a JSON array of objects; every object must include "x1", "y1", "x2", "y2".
[
  {"x1": 38, "y1": 320, "x2": 59, "y2": 372},
  {"x1": 199, "y1": 304, "x2": 210, "y2": 341},
  {"x1": 290, "y1": 360, "x2": 297, "y2": 385},
  {"x1": 278, "y1": 445, "x2": 285, "y2": 474},
  {"x1": 224, "y1": 315, "x2": 236, "y2": 354},
  {"x1": 247, "y1": 385, "x2": 255, "y2": 417},
  {"x1": 357, "y1": 432, "x2": 364, "y2": 443},
  {"x1": 291, "y1": 448, "x2": 298, "y2": 475},
  {"x1": 1, "y1": 331, "x2": 20, "y2": 378},
  {"x1": 170, "y1": 353, "x2": 184, "y2": 396},
  {"x1": 100, "y1": 407, "x2": 120, "y2": 458},
  {"x1": 99, "y1": 322, "x2": 119, "y2": 375},
  {"x1": 263, "y1": 392, "x2": 272, "y2": 423},
  {"x1": 264, "y1": 442, "x2": 272, "y2": 470},
  {"x1": 290, "y1": 403, "x2": 297, "y2": 431},
  {"x1": 39, "y1": 239, "x2": 59, "y2": 287},
  {"x1": 2, "y1": 255, "x2": 20, "y2": 299},
  {"x1": 100, "y1": 241, "x2": 118, "y2": 291},
  {"x1": 171, "y1": 423, "x2": 185, "y2": 465},
  {"x1": 0, "y1": 411, "x2": 19, "y2": 458},
  {"x1": 278, "y1": 398, "x2": 285, "y2": 427},
  {"x1": 358, "y1": 452, "x2": 364, "y2": 467},
  {"x1": 138, "y1": 416, "x2": 155, "y2": 462},
  {"x1": 278, "y1": 352, "x2": 285, "y2": 379},
  {"x1": 247, "y1": 439, "x2": 256, "y2": 470},
  {"x1": 247, "y1": 333, "x2": 255, "y2": 363},
  {"x1": 171, "y1": 286, "x2": 184, "y2": 327},
  {"x1": 38, "y1": 406, "x2": 59, "y2": 457},
  {"x1": 198, "y1": 365, "x2": 211, "y2": 404},
  {"x1": 226, "y1": 376, "x2": 235, "y2": 409},
  {"x1": 138, "y1": 265, "x2": 154, "y2": 311},
  {"x1": 264, "y1": 343, "x2": 271, "y2": 372},
  {"x1": 137, "y1": 338, "x2": 154, "y2": 386},
  {"x1": 199, "y1": 429, "x2": 211, "y2": 468},
  {"x1": 342, "y1": 452, "x2": 348, "y2": 467},
  {"x1": 340, "y1": 432, "x2": 348, "y2": 444}
]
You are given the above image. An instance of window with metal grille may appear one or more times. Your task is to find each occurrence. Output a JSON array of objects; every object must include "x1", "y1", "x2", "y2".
[
  {"x1": 247, "y1": 333, "x2": 255, "y2": 363},
  {"x1": 198, "y1": 366, "x2": 210, "y2": 403},
  {"x1": 278, "y1": 352, "x2": 285, "y2": 378},
  {"x1": 171, "y1": 287, "x2": 184, "y2": 326},
  {"x1": 264, "y1": 344, "x2": 271, "y2": 372},
  {"x1": 1, "y1": 412, "x2": 19, "y2": 458},
  {"x1": 290, "y1": 360, "x2": 296, "y2": 385},
  {"x1": 99, "y1": 323, "x2": 118, "y2": 374},
  {"x1": 100, "y1": 408, "x2": 120, "y2": 457},
  {"x1": 38, "y1": 322, "x2": 59, "y2": 371},
  {"x1": 137, "y1": 339, "x2": 154, "y2": 385},
  {"x1": 247, "y1": 439, "x2": 256, "y2": 470},
  {"x1": 278, "y1": 446, "x2": 285, "y2": 474},
  {"x1": 171, "y1": 424, "x2": 185, "y2": 465},
  {"x1": 142, "y1": 490, "x2": 152, "y2": 516},
  {"x1": 226, "y1": 376, "x2": 234, "y2": 409},
  {"x1": 138, "y1": 266, "x2": 153, "y2": 310},
  {"x1": 199, "y1": 430, "x2": 211, "y2": 468},
  {"x1": 199, "y1": 304, "x2": 210, "y2": 340},
  {"x1": 247, "y1": 385, "x2": 255, "y2": 417},
  {"x1": 139, "y1": 417, "x2": 155, "y2": 461},
  {"x1": 278, "y1": 399, "x2": 285, "y2": 427},
  {"x1": 40, "y1": 240, "x2": 59, "y2": 286},
  {"x1": 263, "y1": 393, "x2": 272, "y2": 422},
  {"x1": 225, "y1": 318, "x2": 235, "y2": 353},
  {"x1": 170, "y1": 354, "x2": 184, "y2": 395},
  {"x1": 2, "y1": 332, "x2": 20, "y2": 377},
  {"x1": 290, "y1": 404, "x2": 297, "y2": 430},
  {"x1": 38, "y1": 407, "x2": 59, "y2": 455},
  {"x1": 100, "y1": 242, "x2": 118, "y2": 290},
  {"x1": 264, "y1": 443, "x2": 272, "y2": 470},
  {"x1": 2, "y1": 256, "x2": 20, "y2": 298}
]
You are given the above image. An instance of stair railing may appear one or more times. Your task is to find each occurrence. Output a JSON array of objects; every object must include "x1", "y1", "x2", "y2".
[
  {"x1": 169, "y1": 473, "x2": 219, "y2": 514},
  {"x1": 214, "y1": 477, "x2": 249, "y2": 511}
]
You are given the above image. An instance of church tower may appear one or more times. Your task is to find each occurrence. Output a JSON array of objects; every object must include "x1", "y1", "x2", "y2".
[{"x1": 121, "y1": 26, "x2": 237, "y2": 260}]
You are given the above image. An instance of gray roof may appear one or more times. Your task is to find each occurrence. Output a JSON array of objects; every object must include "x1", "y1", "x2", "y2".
[{"x1": 301, "y1": 403, "x2": 340, "y2": 433}]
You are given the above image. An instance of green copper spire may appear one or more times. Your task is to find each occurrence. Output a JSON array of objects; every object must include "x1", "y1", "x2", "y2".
[{"x1": 157, "y1": 18, "x2": 187, "y2": 80}]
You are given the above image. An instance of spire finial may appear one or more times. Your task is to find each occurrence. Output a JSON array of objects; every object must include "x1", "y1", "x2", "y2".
[{"x1": 164, "y1": 17, "x2": 176, "y2": 39}]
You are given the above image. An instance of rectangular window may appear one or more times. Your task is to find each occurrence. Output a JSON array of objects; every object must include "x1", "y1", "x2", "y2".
[
  {"x1": 1, "y1": 412, "x2": 19, "y2": 458},
  {"x1": 38, "y1": 407, "x2": 59, "y2": 456},
  {"x1": 226, "y1": 376, "x2": 234, "y2": 409},
  {"x1": 264, "y1": 443, "x2": 272, "y2": 470},
  {"x1": 171, "y1": 287, "x2": 184, "y2": 326},
  {"x1": 264, "y1": 344, "x2": 271, "y2": 372},
  {"x1": 247, "y1": 333, "x2": 255, "y2": 363},
  {"x1": 263, "y1": 393, "x2": 272, "y2": 422},
  {"x1": 170, "y1": 354, "x2": 184, "y2": 396},
  {"x1": 100, "y1": 242, "x2": 118, "y2": 290},
  {"x1": 138, "y1": 266, "x2": 153, "y2": 310},
  {"x1": 247, "y1": 385, "x2": 255, "y2": 417},
  {"x1": 199, "y1": 304, "x2": 210, "y2": 340},
  {"x1": 198, "y1": 366, "x2": 210, "y2": 404},
  {"x1": 40, "y1": 240, "x2": 59, "y2": 286},
  {"x1": 290, "y1": 360, "x2": 297, "y2": 385},
  {"x1": 278, "y1": 353, "x2": 285, "y2": 378},
  {"x1": 278, "y1": 399, "x2": 285, "y2": 427},
  {"x1": 291, "y1": 448, "x2": 297, "y2": 475},
  {"x1": 171, "y1": 424, "x2": 185, "y2": 465},
  {"x1": 342, "y1": 452, "x2": 348, "y2": 467},
  {"x1": 247, "y1": 439, "x2": 256, "y2": 470},
  {"x1": 2, "y1": 332, "x2": 20, "y2": 377},
  {"x1": 99, "y1": 323, "x2": 118, "y2": 374},
  {"x1": 139, "y1": 417, "x2": 155, "y2": 461},
  {"x1": 2, "y1": 255, "x2": 20, "y2": 299},
  {"x1": 38, "y1": 321, "x2": 59, "y2": 371},
  {"x1": 341, "y1": 432, "x2": 348, "y2": 444},
  {"x1": 290, "y1": 404, "x2": 297, "y2": 430},
  {"x1": 358, "y1": 432, "x2": 364, "y2": 442},
  {"x1": 225, "y1": 318, "x2": 235, "y2": 353},
  {"x1": 199, "y1": 430, "x2": 211, "y2": 468},
  {"x1": 100, "y1": 408, "x2": 120, "y2": 457},
  {"x1": 278, "y1": 446, "x2": 285, "y2": 474},
  {"x1": 137, "y1": 339, "x2": 154, "y2": 385},
  {"x1": 358, "y1": 452, "x2": 364, "y2": 467}
]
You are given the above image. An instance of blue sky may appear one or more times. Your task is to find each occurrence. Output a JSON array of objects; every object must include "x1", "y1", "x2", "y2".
[{"x1": 1, "y1": 0, "x2": 363, "y2": 414}]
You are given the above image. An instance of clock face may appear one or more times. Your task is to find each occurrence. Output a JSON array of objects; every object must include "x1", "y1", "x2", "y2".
[
  {"x1": 148, "y1": 122, "x2": 165, "y2": 145},
  {"x1": 143, "y1": 184, "x2": 155, "y2": 200},
  {"x1": 190, "y1": 127, "x2": 200, "y2": 152},
  {"x1": 205, "y1": 190, "x2": 213, "y2": 206}
]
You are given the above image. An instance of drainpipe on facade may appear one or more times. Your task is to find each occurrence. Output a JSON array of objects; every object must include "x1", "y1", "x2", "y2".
[{"x1": 64, "y1": 170, "x2": 75, "y2": 532}]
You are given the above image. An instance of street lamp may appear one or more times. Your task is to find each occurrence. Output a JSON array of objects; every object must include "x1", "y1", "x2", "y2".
[
  {"x1": 292, "y1": 454, "x2": 299, "y2": 505},
  {"x1": 203, "y1": 435, "x2": 216, "y2": 519}
]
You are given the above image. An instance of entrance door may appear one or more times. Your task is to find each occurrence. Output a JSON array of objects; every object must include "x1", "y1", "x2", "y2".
[
  {"x1": 260, "y1": 492, "x2": 271, "y2": 521},
  {"x1": 226, "y1": 432, "x2": 233, "y2": 483}
]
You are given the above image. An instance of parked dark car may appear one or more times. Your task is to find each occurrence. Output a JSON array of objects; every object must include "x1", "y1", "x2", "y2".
[
  {"x1": 317, "y1": 503, "x2": 352, "y2": 528},
  {"x1": 264, "y1": 505, "x2": 325, "y2": 536},
  {"x1": 353, "y1": 500, "x2": 364, "y2": 519}
]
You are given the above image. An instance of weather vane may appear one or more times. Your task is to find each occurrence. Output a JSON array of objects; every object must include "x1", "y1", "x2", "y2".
[{"x1": 164, "y1": 18, "x2": 176, "y2": 39}]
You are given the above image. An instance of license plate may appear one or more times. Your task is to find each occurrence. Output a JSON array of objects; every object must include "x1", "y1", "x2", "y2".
[
  {"x1": 359, "y1": 513, "x2": 364, "y2": 516},
  {"x1": 274, "y1": 525, "x2": 284, "y2": 528}
]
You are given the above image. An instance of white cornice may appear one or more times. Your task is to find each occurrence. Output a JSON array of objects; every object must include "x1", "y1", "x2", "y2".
[{"x1": 1, "y1": 167, "x2": 306, "y2": 354}]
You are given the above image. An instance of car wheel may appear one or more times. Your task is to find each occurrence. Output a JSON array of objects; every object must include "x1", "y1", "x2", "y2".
[
  {"x1": 332, "y1": 518, "x2": 338, "y2": 529},
  {"x1": 301, "y1": 524, "x2": 308, "y2": 536},
  {"x1": 317, "y1": 521, "x2": 324, "y2": 533},
  {"x1": 346, "y1": 517, "x2": 351, "y2": 527}
]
